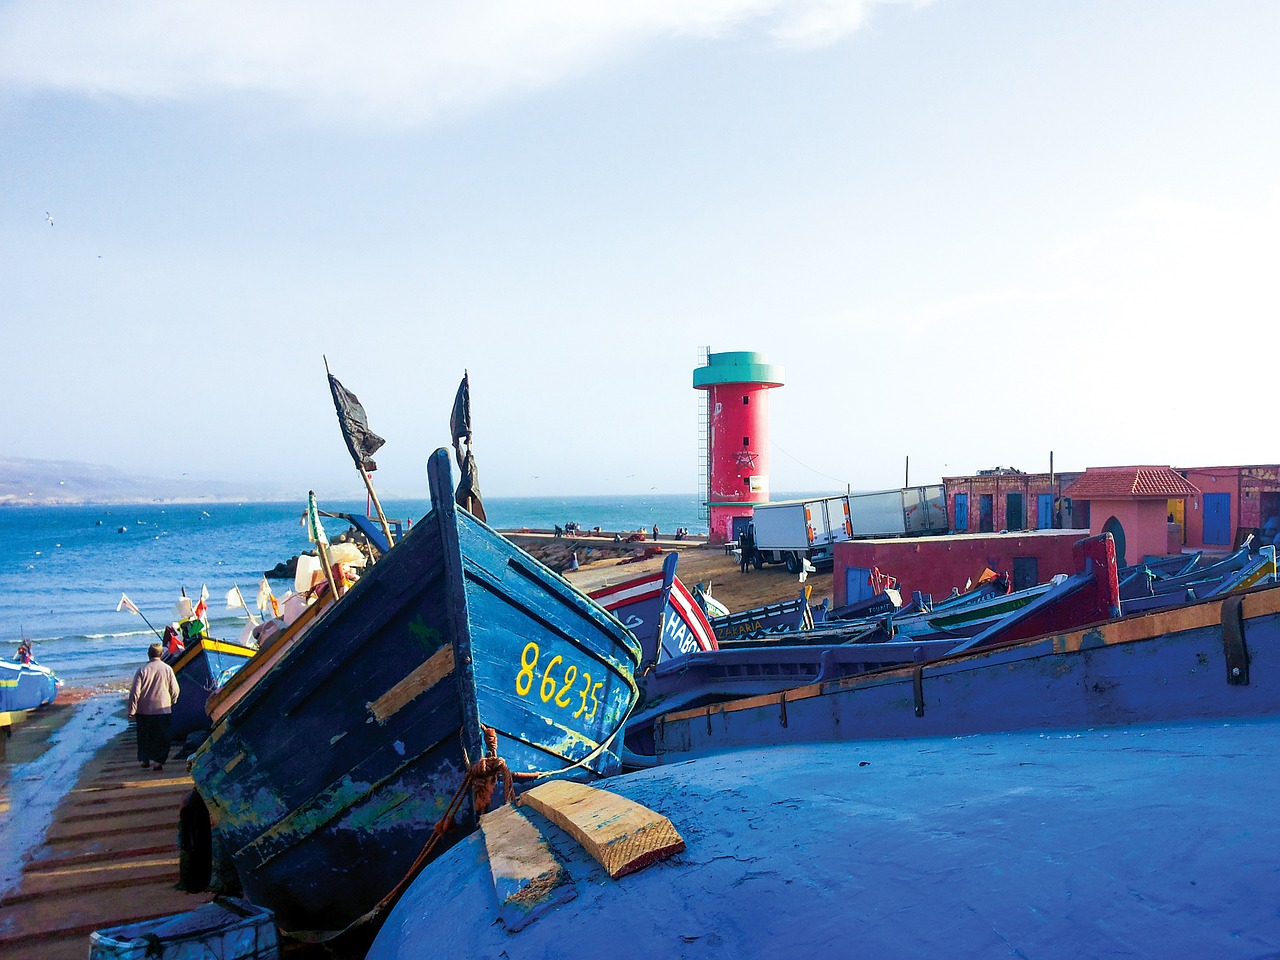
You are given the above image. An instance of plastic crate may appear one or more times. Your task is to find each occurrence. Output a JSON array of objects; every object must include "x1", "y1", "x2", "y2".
[{"x1": 88, "y1": 897, "x2": 278, "y2": 960}]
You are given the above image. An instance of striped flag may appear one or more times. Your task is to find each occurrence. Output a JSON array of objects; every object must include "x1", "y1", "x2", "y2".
[{"x1": 116, "y1": 593, "x2": 141, "y2": 616}]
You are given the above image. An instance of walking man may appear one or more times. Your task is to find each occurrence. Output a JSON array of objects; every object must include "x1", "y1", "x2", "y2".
[{"x1": 128, "y1": 642, "x2": 180, "y2": 771}]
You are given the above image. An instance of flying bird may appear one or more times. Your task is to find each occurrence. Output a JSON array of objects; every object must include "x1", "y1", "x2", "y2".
[{"x1": 45, "y1": 212, "x2": 53, "y2": 226}]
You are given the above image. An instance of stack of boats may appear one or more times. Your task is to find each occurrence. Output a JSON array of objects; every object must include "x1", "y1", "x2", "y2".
[{"x1": 168, "y1": 455, "x2": 1280, "y2": 957}]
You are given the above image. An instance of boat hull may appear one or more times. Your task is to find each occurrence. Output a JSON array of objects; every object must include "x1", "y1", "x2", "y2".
[
  {"x1": 0, "y1": 659, "x2": 59, "y2": 713},
  {"x1": 189, "y1": 450, "x2": 639, "y2": 939},
  {"x1": 167, "y1": 638, "x2": 257, "y2": 740},
  {"x1": 656, "y1": 583, "x2": 1280, "y2": 758}
]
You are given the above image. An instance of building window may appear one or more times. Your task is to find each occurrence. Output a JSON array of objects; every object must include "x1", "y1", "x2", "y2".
[{"x1": 742, "y1": 395, "x2": 750, "y2": 405}]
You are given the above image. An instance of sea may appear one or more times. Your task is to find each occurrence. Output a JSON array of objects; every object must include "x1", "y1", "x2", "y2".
[{"x1": 0, "y1": 494, "x2": 705, "y2": 686}]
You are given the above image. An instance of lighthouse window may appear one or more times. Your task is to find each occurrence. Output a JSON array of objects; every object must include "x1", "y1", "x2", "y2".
[
  {"x1": 742, "y1": 395, "x2": 749, "y2": 405},
  {"x1": 742, "y1": 436, "x2": 750, "y2": 448},
  {"x1": 743, "y1": 477, "x2": 751, "y2": 488}
]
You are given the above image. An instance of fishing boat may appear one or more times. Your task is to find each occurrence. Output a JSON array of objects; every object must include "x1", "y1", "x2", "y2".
[
  {"x1": 184, "y1": 449, "x2": 641, "y2": 940},
  {"x1": 0, "y1": 649, "x2": 60, "y2": 715},
  {"x1": 1119, "y1": 545, "x2": 1277, "y2": 615},
  {"x1": 707, "y1": 588, "x2": 827, "y2": 643},
  {"x1": 621, "y1": 534, "x2": 1121, "y2": 763},
  {"x1": 365, "y1": 714, "x2": 1280, "y2": 959},
  {"x1": 165, "y1": 634, "x2": 257, "y2": 740},
  {"x1": 363, "y1": 563, "x2": 1280, "y2": 960},
  {"x1": 588, "y1": 552, "x2": 718, "y2": 667}
]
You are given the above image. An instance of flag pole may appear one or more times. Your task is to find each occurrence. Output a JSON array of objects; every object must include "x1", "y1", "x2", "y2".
[
  {"x1": 359, "y1": 464, "x2": 395, "y2": 555},
  {"x1": 309, "y1": 491, "x2": 343, "y2": 601},
  {"x1": 234, "y1": 584, "x2": 259, "y2": 626},
  {"x1": 324, "y1": 356, "x2": 396, "y2": 553}
]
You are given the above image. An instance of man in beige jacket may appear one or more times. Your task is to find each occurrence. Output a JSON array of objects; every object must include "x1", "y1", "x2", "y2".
[{"x1": 128, "y1": 642, "x2": 180, "y2": 771}]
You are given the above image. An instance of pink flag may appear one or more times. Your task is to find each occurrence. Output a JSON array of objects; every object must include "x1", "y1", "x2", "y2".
[{"x1": 116, "y1": 593, "x2": 141, "y2": 616}]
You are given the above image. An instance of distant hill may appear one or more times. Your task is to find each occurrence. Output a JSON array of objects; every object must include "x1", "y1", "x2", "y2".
[{"x1": 0, "y1": 456, "x2": 293, "y2": 506}]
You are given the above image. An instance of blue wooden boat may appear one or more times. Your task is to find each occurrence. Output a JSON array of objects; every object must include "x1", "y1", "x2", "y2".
[
  {"x1": 0, "y1": 655, "x2": 60, "y2": 714},
  {"x1": 1119, "y1": 539, "x2": 1252, "y2": 601},
  {"x1": 165, "y1": 635, "x2": 257, "y2": 740},
  {"x1": 587, "y1": 552, "x2": 717, "y2": 667},
  {"x1": 621, "y1": 535, "x2": 1121, "y2": 763},
  {"x1": 185, "y1": 449, "x2": 641, "y2": 941},
  {"x1": 654, "y1": 575, "x2": 1280, "y2": 759},
  {"x1": 366, "y1": 715, "x2": 1280, "y2": 960},
  {"x1": 708, "y1": 588, "x2": 827, "y2": 643},
  {"x1": 364, "y1": 551, "x2": 1280, "y2": 959},
  {"x1": 1118, "y1": 544, "x2": 1277, "y2": 615}
]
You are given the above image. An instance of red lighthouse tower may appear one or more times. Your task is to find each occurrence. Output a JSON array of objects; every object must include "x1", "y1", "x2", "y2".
[{"x1": 693, "y1": 350, "x2": 785, "y2": 543}]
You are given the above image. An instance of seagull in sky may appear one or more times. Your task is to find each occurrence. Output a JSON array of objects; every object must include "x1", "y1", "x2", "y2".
[{"x1": 45, "y1": 212, "x2": 53, "y2": 226}]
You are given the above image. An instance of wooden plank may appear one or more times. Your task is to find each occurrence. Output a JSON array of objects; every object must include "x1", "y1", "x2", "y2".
[
  {"x1": 518, "y1": 780, "x2": 684, "y2": 879},
  {"x1": 480, "y1": 803, "x2": 576, "y2": 931},
  {"x1": 366, "y1": 644, "x2": 455, "y2": 724}
]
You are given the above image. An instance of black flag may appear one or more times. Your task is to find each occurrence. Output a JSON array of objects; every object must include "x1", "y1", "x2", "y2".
[
  {"x1": 328, "y1": 373, "x2": 386, "y2": 472},
  {"x1": 449, "y1": 371, "x2": 472, "y2": 446},
  {"x1": 450, "y1": 371, "x2": 486, "y2": 521}
]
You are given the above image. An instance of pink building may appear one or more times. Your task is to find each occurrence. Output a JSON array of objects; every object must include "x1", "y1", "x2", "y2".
[
  {"x1": 1176, "y1": 465, "x2": 1280, "y2": 551},
  {"x1": 1061, "y1": 466, "x2": 1199, "y2": 566}
]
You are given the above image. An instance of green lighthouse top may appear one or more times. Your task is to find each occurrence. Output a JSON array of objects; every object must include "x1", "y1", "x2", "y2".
[{"x1": 692, "y1": 351, "x2": 785, "y2": 389}]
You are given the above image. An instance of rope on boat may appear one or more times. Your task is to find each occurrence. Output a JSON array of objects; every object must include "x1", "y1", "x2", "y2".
[{"x1": 315, "y1": 699, "x2": 639, "y2": 941}]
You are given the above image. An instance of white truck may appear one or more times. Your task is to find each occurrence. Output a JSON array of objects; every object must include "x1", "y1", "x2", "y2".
[
  {"x1": 748, "y1": 495, "x2": 853, "y2": 573},
  {"x1": 747, "y1": 485, "x2": 948, "y2": 572}
]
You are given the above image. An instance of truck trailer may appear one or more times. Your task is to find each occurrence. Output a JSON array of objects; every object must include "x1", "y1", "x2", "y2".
[{"x1": 748, "y1": 485, "x2": 948, "y2": 571}]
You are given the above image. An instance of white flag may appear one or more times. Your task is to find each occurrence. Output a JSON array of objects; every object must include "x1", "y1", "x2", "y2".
[
  {"x1": 256, "y1": 578, "x2": 274, "y2": 615},
  {"x1": 226, "y1": 587, "x2": 244, "y2": 610}
]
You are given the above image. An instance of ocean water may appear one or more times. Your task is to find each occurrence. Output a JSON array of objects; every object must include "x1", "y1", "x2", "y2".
[{"x1": 0, "y1": 493, "x2": 705, "y2": 685}]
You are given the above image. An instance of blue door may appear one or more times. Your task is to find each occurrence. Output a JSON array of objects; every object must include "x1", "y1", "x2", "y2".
[
  {"x1": 954, "y1": 493, "x2": 969, "y2": 532},
  {"x1": 1203, "y1": 493, "x2": 1231, "y2": 545},
  {"x1": 845, "y1": 567, "x2": 875, "y2": 603},
  {"x1": 1037, "y1": 494, "x2": 1054, "y2": 529}
]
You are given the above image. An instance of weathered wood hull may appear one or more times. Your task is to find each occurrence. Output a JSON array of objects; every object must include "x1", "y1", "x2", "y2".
[{"x1": 188, "y1": 450, "x2": 640, "y2": 939}]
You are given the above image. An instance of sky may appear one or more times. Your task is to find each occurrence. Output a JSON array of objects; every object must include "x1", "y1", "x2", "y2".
[{"x1": 2, "y1": 0, "x2": 1278, "y2": 500}]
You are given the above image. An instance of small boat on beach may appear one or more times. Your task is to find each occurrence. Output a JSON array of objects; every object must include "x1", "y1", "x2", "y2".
[
  {"x1": 621, "y1": 534, "x2": 1121, "y2": 763},
  {"x1": 707, "y1": 587, "x2": 827, "y2": 643},
  {"x1": 164, "y1": 632, "x2": 257, "y2": 741},
  {"x1": 184, "y1": 449, "x2": 641, "y2": 941},
  {"x1": 0, "y1": 649, "x2": 60, "y2": 715},
  {"x1": 588, "y1": 552, "x2": 718, "y2": 667}
]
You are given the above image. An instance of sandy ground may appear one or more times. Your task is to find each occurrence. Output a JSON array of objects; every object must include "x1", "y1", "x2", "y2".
[{"x1": 563, "y1": 541, "x2": 834, "y2": 613}]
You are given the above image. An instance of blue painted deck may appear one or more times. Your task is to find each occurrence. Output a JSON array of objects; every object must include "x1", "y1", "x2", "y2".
[
  {"x1": 368, "y1": 716, "x2": 1280, "y2": 959},
  {"x1": 187, "y1": 449, "x2": 640, "y2": 939}
]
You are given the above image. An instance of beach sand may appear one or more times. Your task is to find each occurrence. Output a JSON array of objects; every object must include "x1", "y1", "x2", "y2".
[{"x1": 563, "y1": 539, "x2": 834, "y2": 612}]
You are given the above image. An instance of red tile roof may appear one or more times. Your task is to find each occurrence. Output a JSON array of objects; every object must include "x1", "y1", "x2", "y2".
[{"x1": 1063, "y1": 466, "x2": 1200, "y2": 500}]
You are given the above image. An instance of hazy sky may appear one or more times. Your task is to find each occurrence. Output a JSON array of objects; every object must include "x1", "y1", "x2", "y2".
[{"x1": 3, "y1": 1, "x2": 1278, "y2": 499}]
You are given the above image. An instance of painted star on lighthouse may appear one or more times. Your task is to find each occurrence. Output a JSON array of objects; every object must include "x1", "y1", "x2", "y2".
[{"x1": 735, "y1": 451, "x2": 758, "y2": 468}]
